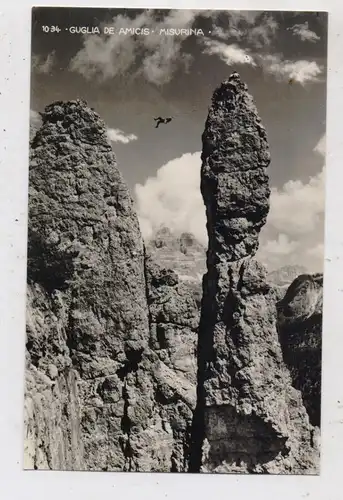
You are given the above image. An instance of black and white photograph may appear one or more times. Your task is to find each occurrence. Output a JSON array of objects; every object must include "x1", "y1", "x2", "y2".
[{"x1": 25, "y1": 7, "x2": 327, "y2": 474}]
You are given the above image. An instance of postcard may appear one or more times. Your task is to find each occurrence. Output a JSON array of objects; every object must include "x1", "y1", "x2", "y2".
[{"x1": 25, "y1": 7, "x2": 327, "y2": 474}]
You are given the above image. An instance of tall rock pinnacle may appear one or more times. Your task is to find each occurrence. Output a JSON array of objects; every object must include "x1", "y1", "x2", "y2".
[
  {"x1": 201, "y1": 72, "x2": 271, "y2": 262},
  {"x1": 190, "y1": 74, "x2": 319, "y2": 474},
  {"x1": 25, "y1": 100, "x2": 154, "y2": 471},
  {"x1": 24, "y1": 100, "x2": 199, "y2": 472}
]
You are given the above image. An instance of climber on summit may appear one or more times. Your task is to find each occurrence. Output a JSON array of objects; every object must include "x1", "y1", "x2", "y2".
[{"x1": 153, "y1": 116, "x2": 173, "y2": 128}]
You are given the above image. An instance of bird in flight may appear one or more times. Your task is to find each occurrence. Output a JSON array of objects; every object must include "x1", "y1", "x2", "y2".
[{"x1": 153, "y1": 116, "x2": 173, "y2": 128}]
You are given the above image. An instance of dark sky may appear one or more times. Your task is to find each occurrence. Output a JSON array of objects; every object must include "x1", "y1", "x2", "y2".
[
  {"x1": 29, "y1": 8, "x2": 328, "y2": 272},
  {"x1": 30, "y1": 8, "x2": 327, "y2": 189}
]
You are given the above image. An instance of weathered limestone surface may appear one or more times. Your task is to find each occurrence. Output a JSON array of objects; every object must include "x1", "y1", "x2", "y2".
[
  {"x1": 25, "y1": 100, "x2": 197, "y2": 472},
  {"x1": 190, "y1": 73, "x2": 320, "y2": 474},
  {"x1": 26, "y1": 100, "x2": 154, "y2": 471},
  {"x1": 25, "y1": 84, "x2": 322, "y2": 474},
  {"x1": 277, "y1": 273, "x2": 323, "y2": 428},
  {"x1": 147, "y1": 226, "x2": 206, "y2": 286},
  {"x1": 145, "y1": 255, "x2": 199, "y2": 471}
]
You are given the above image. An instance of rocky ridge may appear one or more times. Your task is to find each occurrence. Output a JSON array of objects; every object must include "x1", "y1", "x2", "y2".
[
  {"x1": 145, "y1": 255, "x2": 199, "y2": 470},
  {"x1": 189, "y1": 73, "x2": 320, "y2": 474},
  {"x1": 25, "y1": 100, "x2": 198, "y2": 472},
  {"x1": 24, "y1": 76, "x2": 322, "y2": 474},
  {"x1": 277, "y1": 272, "x2": 323, "y2": 428}
]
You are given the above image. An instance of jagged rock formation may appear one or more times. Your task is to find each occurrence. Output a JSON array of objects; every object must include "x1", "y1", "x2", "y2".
[
  {"x1": 277, "y1": 273, "x2": 323, "y2": 427},
  {"x1": 190, "y1": 73, "x2": 320, "y2": 474},
  {"x1": 26, "y1": 99, "x2": 153, "y2": 471},
  {"x1": 147, "y1": 225, "x2": 205, "y2": 315},
  {"x1": 24, "y1": 100, "x2": 197, "y2": 472},
  {"x1": 145, "y1": 256, "x2": 199, "y2": 471},
  {"x1": 24, "y1": 82, "x2": 322, "y2": 475}
]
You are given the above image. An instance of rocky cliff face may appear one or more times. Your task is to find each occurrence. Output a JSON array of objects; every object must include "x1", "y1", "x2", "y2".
[
  {"x1": 146, "y1": 225, "x2": 205, "y2": 315},
  {"x1": 189, "y1": 73, "x2": 320, "y2": 474},
  {"x1": 25, "y1": 100, "x2": 197, "y2": 472},
  {"x1": 277, "y1": 273, "x2": 323, "y2": 428},
  {"x1": 26, "y1": 99, "x2": 153, "y2": 471},
  {"x1": 25, "y1": 78, "x2": 322, "y2": 475},
  {"x1": 145, "y1": 255, "x2": 199, "y2": 471}
]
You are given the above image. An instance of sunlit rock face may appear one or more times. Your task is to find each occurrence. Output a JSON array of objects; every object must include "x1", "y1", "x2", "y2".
[
  {"x1": 276, "y1": 273, "x2": 323, "y2": 428},
  {"x1": 25, "y1": 100, "x2": 198, "y2": 472},
  {"x1": 24, "y1": 86, "x2": 322, "y2": 476},
  {"x1": 190, "y1": 73, "x2": 320, "y2": 475}
]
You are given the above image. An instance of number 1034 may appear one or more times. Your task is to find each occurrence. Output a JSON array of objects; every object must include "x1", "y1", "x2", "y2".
[{"x1": 42, "y1": 25, "x2": 61, "y2": 33}]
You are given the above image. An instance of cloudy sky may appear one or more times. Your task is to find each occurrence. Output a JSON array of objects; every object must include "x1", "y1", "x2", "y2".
[{"x1": 30, "y1": 8, "x2": 327, "y2": 273}]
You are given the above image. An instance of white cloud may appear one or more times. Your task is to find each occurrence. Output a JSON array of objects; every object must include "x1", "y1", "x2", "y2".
[
  {"x1": 211, "y1": 12, "x2": 278, "y2": 48},
  {"x1": 247, "y1": 15, "x2": 279, "y2": 48},
  {"x1": 260, "y1": 234, "x2": 299, "y2": 256},
  {"x1": 202, "y1": 39, "x2": 255, "y2": 66},
  {"x1": 228, "y1": 11, "x2": 260, "y2": 26},
  {"x1": 288, "y1": 22, "x2": 320, "y2": 43},
  {"x1": 137, "y1": 9, "x2": 197, "y2": 85},
  {"x1": 134, "y1": 152, "x2": 206, "y2": 244},
  {"x1": 29, "y1": 109, "x2": 42, "y2": 139},
  {"x1": 135, "y1": 137, "x2": 326, "y2": 273},
  {"x1": 69, "y1": 13, "x2": 147, "y2": 81},
  {"x1": 69, "y1": 10, "x2": 198, "y2": 86},
  {"x1": 203, "y1": 44, "x2": 322, "y2": 85},
  {"x1": 257, "y1": 135, "x2": 326, "y2": 273},
  {"x1": 314, "y1": 134, "x2": 326, "y2": 157},
  {"x1": 107, "y1": 128, "x2": 138, "y2": 144},
  {"x1": 212, "y1": 25, "x2": 243, "y2": 40},
  {"x1": 32, "y1": 51, "x2": 55, "y2": 74},
  {"x1": 30, "y1": 109, "x2": 40, "y2": 122},
  {"x1": 69, "y1": 10, "x2": 323, "y2": 88},
  {"x1": 307, "y1": 243, "x2": 324, "y2": 259},
  {"x1": 267, "y1": 169, "x2": 325, "y2": 236},
  {"x1": 202, "y1": 27, "x2": 322, "y2": 87},
  {"x1": 260, "y1": 55, "x2": 323, "y2": 85}
]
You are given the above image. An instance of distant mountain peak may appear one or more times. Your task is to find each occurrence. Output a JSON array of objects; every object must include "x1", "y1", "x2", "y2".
[
  {"x1": 149, "y1": 225, "x2": 205, "y2": 253},
  {"x1": 267, "y1": 264, "x2": 308, "y2": 286},
  {"x1": 147, "y1": 225, "x2": 206, "y2": 284}
]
